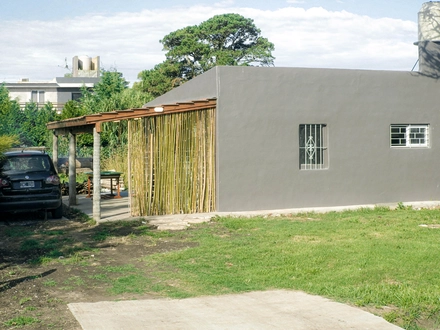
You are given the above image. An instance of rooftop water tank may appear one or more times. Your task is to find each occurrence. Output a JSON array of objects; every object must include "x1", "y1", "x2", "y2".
[
  {"x1": 418, "y1": 2, "x2": 440, "y2": 42},
  {"x1": 78, "y1": 55, "x2": 92, "y2": 71}
]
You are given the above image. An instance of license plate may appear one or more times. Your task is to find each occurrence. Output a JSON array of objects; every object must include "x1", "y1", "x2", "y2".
[{"x1": 20, "y1": 181, "x2": 35, "y2": 188}]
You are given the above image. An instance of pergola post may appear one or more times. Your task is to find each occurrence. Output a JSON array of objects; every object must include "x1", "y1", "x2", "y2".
[
  {"x1": 68, "y1": 131, "x2": 77, "y2": 206},
  {"x1": 52, "y1": 132, "x2": 58, "y2": 170},
  {"x1": 93, "y1": 125, "x2": 101, "y2": 221}
]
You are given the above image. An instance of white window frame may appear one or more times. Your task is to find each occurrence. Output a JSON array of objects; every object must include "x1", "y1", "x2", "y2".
[
  {"x1": 390, "y1": 124, "x2": 429, "y2": 148},
  {"x1": 299, "y1": 124, "x2": 328, "y2": 170}
]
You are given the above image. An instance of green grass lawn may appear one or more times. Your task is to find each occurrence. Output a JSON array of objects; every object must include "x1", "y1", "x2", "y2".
[
  {"x1": 4, "y1": 205, "x2": 439, "y2": 329},
  {"x1": 141, "y1": 206, "x2": 440, "y2": 329}
]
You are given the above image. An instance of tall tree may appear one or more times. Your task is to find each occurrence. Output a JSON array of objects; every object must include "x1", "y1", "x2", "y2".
[
  {"x1": 135, "y1": 61, "x2": 182, "y2": 98},
  {"x1": 135, "y1": 13, "x2": 275, "y2": 97},
  {"x1": 198, "y1": 14, "x2": 275, "y2": 67}
]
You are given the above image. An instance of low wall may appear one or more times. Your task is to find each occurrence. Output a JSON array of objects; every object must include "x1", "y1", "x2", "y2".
[{"x1": 58, "y1": 157, "x2": 93, "y2": 174}]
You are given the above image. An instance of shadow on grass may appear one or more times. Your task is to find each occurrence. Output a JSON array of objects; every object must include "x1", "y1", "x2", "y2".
[
  {"x1": 0, "y1": 207, "x2": 164, "y2": 270},
  {"x1": 0, "y1": 269, "x2": 56, "y2": 293}
]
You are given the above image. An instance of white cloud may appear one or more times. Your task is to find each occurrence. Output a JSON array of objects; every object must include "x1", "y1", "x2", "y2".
[
  {"x1": 214, "y1": 0, "x2": 236, "y2": 7},
  {"x1": 250, "y1": 7, "x2": 417, "y2": 70},
  {"x1": 0, "y1": 4, "x2": 418, "y2": 85}
]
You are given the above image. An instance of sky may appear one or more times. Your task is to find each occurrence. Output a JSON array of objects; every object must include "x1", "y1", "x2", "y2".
[{"x1": 0, "y1": 0, "x2": 428, "y2": 85}]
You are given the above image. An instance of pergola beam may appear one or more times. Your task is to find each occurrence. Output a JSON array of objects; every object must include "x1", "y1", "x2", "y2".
[
  {"x1": 53, "y1": 126, "x2": 94, "y2": 135},
  {"x1": 47, "y1": 99, "x2": 217, "y2": 130}
]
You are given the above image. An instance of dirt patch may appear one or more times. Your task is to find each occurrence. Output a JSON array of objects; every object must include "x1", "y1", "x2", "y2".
[{"x1": 0, "y1": 211, "x2": 196, "y2": 330}]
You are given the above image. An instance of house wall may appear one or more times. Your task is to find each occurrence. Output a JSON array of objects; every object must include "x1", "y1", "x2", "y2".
[
  {"x1": 7, "y1": 85, "x2": 58, "y2": 104},
  {"x1": 215, "y1": 66, "x2": 440, "y2": 211},
  {"x1": 56, "y1": 87, "x2": 82, "y2": 103},
  {"x1": 5, "y1": 77, "x2": 99, "y2": 110}
]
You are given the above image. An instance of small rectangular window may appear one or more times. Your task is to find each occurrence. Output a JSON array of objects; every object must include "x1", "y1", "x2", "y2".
[
  {"x1": 299, "y1": 124, "x2": 328, "y2": 170},
  {"x1": 390, "y1": 124, "x2": 429, "y2": 148},
  {"x1": 39, "y1": 91, "x2": 45, "y2": 103},
  {"x1": 31, "y1": 90, "x2": 45, "y2": 103}
]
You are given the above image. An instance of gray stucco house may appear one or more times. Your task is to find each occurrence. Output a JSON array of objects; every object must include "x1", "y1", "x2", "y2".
[
  {"x1": 143, "y1": 65, "x2": 439, "y2": 212},
  {"x1": 140, "y1": 2, "x2": 440, "y2": 213}
]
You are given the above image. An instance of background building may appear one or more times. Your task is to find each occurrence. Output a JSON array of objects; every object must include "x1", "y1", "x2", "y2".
[{"x1": 4, "y1": 56, "x2": 100, "y2": 111}]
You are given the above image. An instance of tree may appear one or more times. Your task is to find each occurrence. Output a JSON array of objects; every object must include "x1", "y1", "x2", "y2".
[
  {"x1": 198, "y1": 14, "x2": 275, "y2": 67},
  {"x1": 0, "y1": 85, "x2": 23, "y2": 137},
  {"x1": 0, "y1": 84, "x2": 12, "y2": 116},
  {"x1": 135, "y1": 13, "x2": 275, "y2": 97},
  {"x1": 0, "y1": 85, "x2": 58, "y2": 147},
  {"x1": 93, "y1": 69, "x2": 129, "y2": 101},
  {"x1": 21, "y1": 102, "x2": 59, "y2": 147},
  {"x1": 0, "y1": 69, "x2": 150, "y2": 158},
  {"x1": 0, "y1": 135, "x2": 19, "y2": 175},
  {"x1": 33, "y1": 103, "x2": 59, "y2": 146},
  {"x1": 135, "y1": 61, "x2": 182, "y2": 98},
  {"x1": 54, "y1": 71, "x2": 152, "y2": 157},
  {"x1": 0, "y1": 135, "x2": 18, "y2": 154},
  {"x1": 61, "y1": 100, "x2": 84, "y2": 119}
]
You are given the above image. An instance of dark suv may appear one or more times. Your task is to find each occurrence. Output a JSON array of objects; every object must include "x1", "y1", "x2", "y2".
[{"x1": 0, "y1": 150, "x2": 63, "y2": 219}]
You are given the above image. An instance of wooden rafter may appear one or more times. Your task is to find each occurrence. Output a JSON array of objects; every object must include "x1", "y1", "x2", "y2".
[{"x1": 46, "y1": 98, "x2": 217, "y2": 132}]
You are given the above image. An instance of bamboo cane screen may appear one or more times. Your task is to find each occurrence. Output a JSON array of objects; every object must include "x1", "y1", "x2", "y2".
[{"x1": 128, "y1": 108, "x2": 216, "y2": 216}]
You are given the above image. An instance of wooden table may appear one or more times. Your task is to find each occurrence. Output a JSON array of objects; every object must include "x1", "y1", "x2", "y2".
[{"x1": 86, "y1": 171, "x2": 122, "y2": 198}]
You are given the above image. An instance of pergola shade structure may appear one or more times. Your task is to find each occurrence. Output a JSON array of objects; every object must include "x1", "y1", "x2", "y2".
[{"x1": 47, "y1": 98, "x2": 217, "y2": 220}]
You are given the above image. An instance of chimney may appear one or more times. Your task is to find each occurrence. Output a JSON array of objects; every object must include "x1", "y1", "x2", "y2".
[{"x1": 416, "y1": 2, "x2": 440, "y2": 78}]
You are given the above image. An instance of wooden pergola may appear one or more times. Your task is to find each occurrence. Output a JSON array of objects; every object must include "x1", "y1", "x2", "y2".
[{"x1": 46, "y1": 98, "x2": 216, "y2": 221}]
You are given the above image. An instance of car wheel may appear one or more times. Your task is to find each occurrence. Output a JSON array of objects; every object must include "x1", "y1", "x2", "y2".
[{"x1": 51, "y1": 204, "x2": 63, "y2": 219}]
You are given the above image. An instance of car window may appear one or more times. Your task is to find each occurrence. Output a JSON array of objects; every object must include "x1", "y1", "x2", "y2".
[
  {"x1": 4, "y1": 158, "x2": 24, "y2": 172},
  {"x1": 4, "y1": 156, "x2": 51, "y2": 173}
]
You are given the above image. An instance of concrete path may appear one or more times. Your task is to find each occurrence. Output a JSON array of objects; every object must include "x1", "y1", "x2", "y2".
[
  {"x1": 63, "y1": 192, "x2": 213, "y2": 230},
  {"x1": 64, "y1": 192, "x2": 440, "y2": 230},
  {"x1": 68, "y1": 290, "x2": 402, "y2": 329}
]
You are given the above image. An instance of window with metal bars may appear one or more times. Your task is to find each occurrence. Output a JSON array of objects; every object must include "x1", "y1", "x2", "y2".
[
  {"x1": 390, "y1": 124, "x2": 429, "y2": 148},
  {"x1": 299, "y1": 124, "x2": 328, "y2": 170}
]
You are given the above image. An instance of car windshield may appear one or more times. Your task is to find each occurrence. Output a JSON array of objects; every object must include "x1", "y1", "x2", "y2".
[{"x1": 2, "y1": 156, "x2": 51, "y2": 174}]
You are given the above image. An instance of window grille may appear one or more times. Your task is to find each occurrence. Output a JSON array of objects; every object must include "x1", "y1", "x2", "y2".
[
  {"x1": 299, "y1": 124, "x2": 328, "y2": 170},
  {"x1": 390, "y1": 124, "x2": 429, "y2": 148}
]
